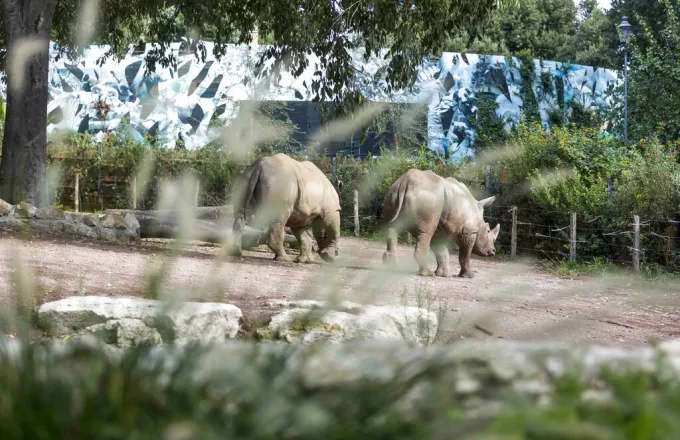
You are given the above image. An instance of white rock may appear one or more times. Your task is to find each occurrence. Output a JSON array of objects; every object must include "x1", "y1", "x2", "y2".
[
  {"x1": 86, "y1": 318, "x2": 162, "y2": 347},
  {"x1": 258, "y1": 300, "x2": 438, "y2": 345},
  {"x1": 82, "y1": 213, "x2": 102, "y2": 228},
  {"x1": 123, "y1": 212, "x2": 140, "y2": 233},
  {"x1": 38, "y1": 296, "x2": 242, "y2": 344},
  {"x1": 35, "y1": 206, "x2": 66, "y2": 220},
  {"x1": 15, "y1": 201, "x2": 37, "y2": 218},
  {"x1": 0, "y1": 199, "x2": 12, "y2": 216},
  {"x1": 100, "y1": 213, "x2": 129, "y2": 229},
  {"x1": 166, "y1": 302, "x2": 242, "y2": 344}
]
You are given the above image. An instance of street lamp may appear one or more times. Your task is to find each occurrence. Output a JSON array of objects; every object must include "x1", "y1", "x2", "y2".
[
  {"x1": 608, "y1": 16, "x2": 633, "y2": 198},
  {"x1": 619, "y1": 16, "x2": 632, "y2": 145}
]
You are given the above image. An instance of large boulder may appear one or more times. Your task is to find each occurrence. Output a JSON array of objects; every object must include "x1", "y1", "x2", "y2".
[
  {"x1": 15, "y1": 201, "x2": 37, "y2": 218},
  {"x1": 84, "y1": 318, "x2": 162, "y2": 347},
  {"x1": 35, "y1": 206, "x2": 66, "y2": 220},
  {"x1": 0, "y1": 199, "x2": 12, "y2": 216},
  {"x1": 101, "y1": 213, "x2": 131, "y2": 230},
  {"x1": 256, "y1": 300, "x2": 438, "y2": 345},
  {"x1": 82, "y1": 213, "x2": 102, "y2": 228},
  {"x1": 123, "y1": 212, "x2": 140, "y2": 235},
  {"x1": 37, "y1": 296, "x2": 243, "y2": 345}
]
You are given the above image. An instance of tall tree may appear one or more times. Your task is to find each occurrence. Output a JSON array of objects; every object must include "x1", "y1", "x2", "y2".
[
  {"x1": 624, "y1": 0, "x2": 680, "y2": 143},
  {"x1": 445, "y1": 0, "x2": 577, "y2": 61},
  {"x1": 557, "y1": 0, "x2": 618, "y2": 69},
  {"x1": 0, "y1": 0, "x2": 507, "y2": 206}
]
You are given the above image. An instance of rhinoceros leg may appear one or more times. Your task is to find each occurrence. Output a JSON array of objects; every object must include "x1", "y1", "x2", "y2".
[
  {"x1": 292, "y1": 227, "x2": 315, "y2": 264},
  {"x1": 268, "y1": 221, "x2": 292, "y2": 262},
  {"x1": 414, "y1": 233, "x2": 434, "y2": 277},
  {"x1": 457, "y1": 233, "x2": 475, "y2": 278},
  {"x1": 382, "y1": 227, "x2": 398, "y2": 267},
  {"x1": 433, "y1": 242, "x2": 451, "y2": 277},
  {"x1": 227, "y1": 215, "x2": 245, "y2": 257},
  {"x1": 317, "y1": 210, "x2": 340, "y2": 263}
]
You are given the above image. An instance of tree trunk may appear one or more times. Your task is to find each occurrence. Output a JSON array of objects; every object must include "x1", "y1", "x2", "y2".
[
  {"x1": 105, "y1": 205, "x2": 235, "y2": 223},
  {"x1": 0, "y1": 0, "x2": 57, "y2": 206}
]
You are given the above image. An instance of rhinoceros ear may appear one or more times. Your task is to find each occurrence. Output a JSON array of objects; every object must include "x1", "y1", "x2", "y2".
[
  {"x1": 491, "y1": 223, "x2": 500, "y2": 240},
  {"x1": 477, "y1": 196, "x2": 496, "y2": 209}
]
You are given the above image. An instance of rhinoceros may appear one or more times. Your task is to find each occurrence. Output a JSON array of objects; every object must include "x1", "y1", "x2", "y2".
[
  {"x1": 381, "y1": 169, "x2": 500, "y2": 278},
  {"x1": 229, "y1": 153, "x2": 341, "y2": 263}
]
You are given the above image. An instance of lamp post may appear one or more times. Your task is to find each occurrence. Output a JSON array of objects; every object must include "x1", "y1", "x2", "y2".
[
  {"x1": 609, "y1": 16, "x2": 633, "y2": 198},
  {"x1": 619, "y1": 16, "x2": 632, "y2": 145}
]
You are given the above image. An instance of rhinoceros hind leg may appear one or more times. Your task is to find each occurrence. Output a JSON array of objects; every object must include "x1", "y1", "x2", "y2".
[
  {"x1": 414, "y1": 232, "x2": 433, "y2": 276},
  {"x1": 433, "y1": 243, "x2": 451, "y2": 277},
  {"x1": 268, "y1": 222, "x2": 291, "y2": 262},
  {"x1": 382, "y1": 227, "x2": 398, "y2": 267}
]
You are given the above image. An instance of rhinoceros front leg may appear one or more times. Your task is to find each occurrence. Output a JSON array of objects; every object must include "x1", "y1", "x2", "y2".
[
  {"x1": 457, "y1": 232, "x2": 475, "y2": 278},
  {"x1": 292, "y1": 227, "x2": 315, "y2": 264},
  {"x1": 314, "y1": 211, "x2": 340, "y2": 263},
  {"x1": 414, "y1": 232, "x2": 434, "y2": 277}
]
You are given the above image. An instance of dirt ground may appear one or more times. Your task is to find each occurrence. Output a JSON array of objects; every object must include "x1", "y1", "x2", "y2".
[{"x1": 1, "y1": 229, "x2": 679, "y2": 347}]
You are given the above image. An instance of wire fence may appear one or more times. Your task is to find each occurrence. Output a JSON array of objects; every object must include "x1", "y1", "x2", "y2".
[
  {"x1": 483, "y1": 205, "x2": 679, "y2": 270},
  {"x1": 342, "y1": 201, "x2": 680, "y2": 271},
  {"x1": 46, "y1": 157, "x2": 680, "y2": 271}
]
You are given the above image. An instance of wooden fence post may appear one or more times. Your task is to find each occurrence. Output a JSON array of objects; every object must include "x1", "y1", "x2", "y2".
[
  {"x1": 353, "y1": 189, "x2": 360, "y2": 237},
  {"x1": 74, "y1": 173, "x2": 80, "y2": 213},
  {"x1": 511, "y1": 206, "x2": 517, "y2": 259},
  {"x1": 633, "y1": 215, "x2": 640, "y2": 272},
  {"x1": 570, "y1": 212, "x2": 577, "y2": 262},
  {"x1": 131, "y1": 176, "x2": 137, "y2": 210},
  {"x1": 194, "y1": 181, "x2": 200, "y2": 209},
  {"x1": 484, "y1": 165, "x2": 491, "y2": 197}
]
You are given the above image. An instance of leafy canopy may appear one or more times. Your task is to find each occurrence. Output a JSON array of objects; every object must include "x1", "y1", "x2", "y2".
[{"x1": 0, "y1": 0, "x2": 508, "y2": 111}]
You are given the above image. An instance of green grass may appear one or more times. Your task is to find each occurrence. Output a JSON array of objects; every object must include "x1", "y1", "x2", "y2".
[{"x1": 538, "y1": 257, "x2": 618, "y2": 277}]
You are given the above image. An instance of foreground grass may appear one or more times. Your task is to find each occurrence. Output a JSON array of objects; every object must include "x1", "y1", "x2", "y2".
[{"x1": 0, "y1": 340, "x2": 679, "y2": 439}]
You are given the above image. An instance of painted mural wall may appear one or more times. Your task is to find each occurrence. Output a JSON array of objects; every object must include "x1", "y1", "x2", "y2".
[{"x1": 16, "y1": 42, "x2": 619, "y2": 158}]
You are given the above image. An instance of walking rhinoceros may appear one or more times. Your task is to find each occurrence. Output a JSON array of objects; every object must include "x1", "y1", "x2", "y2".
[
  {"x1": 381, "y1": 169, "x2": 500, "y2": 278},
  {"x1": 229, "y1": 153, "x2": 341, "y2": 263}
]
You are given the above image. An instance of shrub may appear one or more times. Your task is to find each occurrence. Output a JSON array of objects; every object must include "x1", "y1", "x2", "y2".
[
  {"x1": 614, "y1": 138, "x2": 680, "y2": 221},
  {"x1": 493, "y1": 123, "x2": 680, "y2": 265}
]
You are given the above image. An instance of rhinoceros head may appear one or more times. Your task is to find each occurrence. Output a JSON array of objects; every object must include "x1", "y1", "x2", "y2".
[
  {"x1": 473, "y1": 222, "x2": 500, "y2": 256},
  {"x1": 472, "y1": 196, "x2": 500, "y2": 256}
]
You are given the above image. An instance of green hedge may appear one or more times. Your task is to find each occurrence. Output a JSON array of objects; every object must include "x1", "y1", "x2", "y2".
[
  {"x1": 490, "y1": 123, "x2": 680, "y2": 269},
  {"x1": 46, "y1": 132, "x2": 481, "y2": 237},
  {"x1": 45, "y1": 124, "x2": 680, "y2": 268}
]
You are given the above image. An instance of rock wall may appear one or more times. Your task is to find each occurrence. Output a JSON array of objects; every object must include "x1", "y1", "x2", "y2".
[
  {"x1": 0, "y1": 199, "x2": 139, "y2": 243},
  {"x1": 0, "y1": 338, "x2": 678, "y2": 437},
  {"x1": 23, "y1": 42, "x2": 619, "y2": 159},
  {"x1": 36, "y1": 297, "x2": 440, "y2": 348}
]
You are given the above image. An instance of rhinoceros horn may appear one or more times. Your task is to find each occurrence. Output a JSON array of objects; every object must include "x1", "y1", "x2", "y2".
[{"x1": 477, "y1": 196, "x2": 496, "y2": 209}]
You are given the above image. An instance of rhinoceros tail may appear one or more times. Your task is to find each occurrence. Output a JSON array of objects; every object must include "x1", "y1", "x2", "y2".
[
  {"x1": 234, "y1": 164, "x2": 262, "y2": 218},
  {"x1": 386, "y1": 180, "x2": 408, "y2": 225}
]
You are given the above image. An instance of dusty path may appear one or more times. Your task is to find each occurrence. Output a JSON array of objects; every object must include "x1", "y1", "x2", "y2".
[{"x1": 1, "y1": 230, "x2": 679, "y2": 347}]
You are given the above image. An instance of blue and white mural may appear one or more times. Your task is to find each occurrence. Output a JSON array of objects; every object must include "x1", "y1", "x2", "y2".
[{"x1": 11, "y1": 42, "x2": 620, "y2": 157}]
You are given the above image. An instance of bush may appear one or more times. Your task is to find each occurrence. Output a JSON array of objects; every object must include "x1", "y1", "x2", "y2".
[
  {"x1": 46, "y1": 130, "x2": 484, "y2": 236},
  {"x1": 493, "y1": 123, "x2": 680, "y2": 265},
  {"x1": 614, "y1": 138, "x2": 680, "y2": 222}
]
